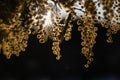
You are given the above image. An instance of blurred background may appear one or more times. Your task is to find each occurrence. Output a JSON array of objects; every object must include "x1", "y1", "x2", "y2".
[{"x1": 0, "y1": 23, "x2": 120, "y2": 80}]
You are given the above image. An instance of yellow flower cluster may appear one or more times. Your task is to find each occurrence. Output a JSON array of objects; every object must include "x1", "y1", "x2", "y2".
[
  {"x1": 0, "y1": 2, "x2": 30, "y2": 59},
  {"x1": 37, "y1": 29, "x2": 47, "y2": 43},
  {"x1": 51, "y1": 26, "x2": 62, "y2": 60},
  {"x1": 78, "y1": 15, "x2": 98, "y2": 68},
  {"x1": 97, "y1": 0, "x2": 120, "y2": 43},
  {"x1": 64, "y1": 12, "x2": 75, "y2": 41},
  {"x1": 0, "y1": 0, "x2": 119, "y2": 68}
]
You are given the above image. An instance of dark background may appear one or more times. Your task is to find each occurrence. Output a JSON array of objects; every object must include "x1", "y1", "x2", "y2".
[{"x1": 0, "y1": 23, "x2": 120, "y2": 80}]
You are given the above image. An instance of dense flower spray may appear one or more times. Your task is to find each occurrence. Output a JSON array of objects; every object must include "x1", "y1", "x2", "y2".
[{"x1": 0, "y1": 0, "x2": 120, "y2": 68}]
